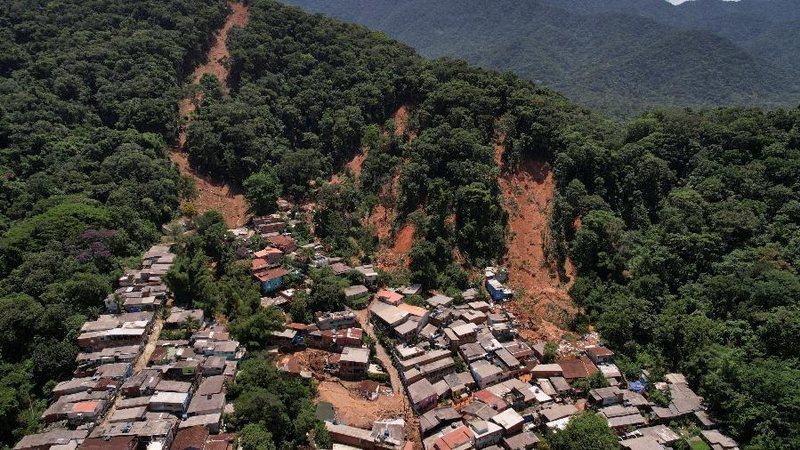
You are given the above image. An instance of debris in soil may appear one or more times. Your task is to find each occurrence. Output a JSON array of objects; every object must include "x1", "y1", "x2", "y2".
[
  {"x1": 316, "y1": 381, "x2": 406, "y2": 429},
  {"x1": 496, "y1": 137, "x2": 577, "y2": 341},
  {"x1": 170, "y1": 2, "x2": 250, "y2": 228}
]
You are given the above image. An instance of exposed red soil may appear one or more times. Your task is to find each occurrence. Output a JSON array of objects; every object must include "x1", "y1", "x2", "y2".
[
  {"x1": 393, "y1": 105, "x2": 414, "y2": 139},
  {"x1": 330, "y1": 147, "x2": 368, "y2": 185},
  {"x1": 170, "y1": 2, "x2": 250, "y2": 227},
  {"x1": 496, "y1": 138, "x2": 577, "y2": 341}
]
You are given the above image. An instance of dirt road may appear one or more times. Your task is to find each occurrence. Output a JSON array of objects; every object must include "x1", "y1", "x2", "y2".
[
  {"x1": 99, "y1": 317, "x2": 164, "y2": 426},
  {"x1": 355, "y1": 306, "x2": 402, "y2": 393}
]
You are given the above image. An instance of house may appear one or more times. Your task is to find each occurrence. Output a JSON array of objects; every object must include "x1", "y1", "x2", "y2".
[
  {"x1": 394, "y1": 318, "x2": 422, "y2": 342},
  {"x1": 460, "y1": 342, "x2": 488, "y2": 362},
  {"x1": 432, "y1": 425, "x2": 473, "y2": 450},
  {"x1": 395, "y1": 344, "x2": 425, "y2": 360},
  {"x1": 397, "y1": 302, "x2": 430, "y2": 326},
  {"x1": 253, "y1": 267, "x2": 290, "y2": 294},
  {"x1": 316, "y1": 310, "x2": 357, "y2": 330},
  {"x1": 491, "y1": 409, "x2": 524, "y2": 436},
  {"x1": 445, "y1": 322, "x2": 478, "y2": 349},
  {"x1": 473, "y1": 389, "x2": 509, "y2": 412},
  {"x1": 310, "y1": 327, "x2": 363, "y2": 350},
  {"x1": 14, "y1": 430, "x2": 89, "y2": 450},
  {"x1": 330, "y1": 262, "x2": 353, "y2": 276},
  {"x1": 502, "y1": 431, "x2": 540, "y2": 450},
  {"x1": 171, "y1": 425, "x2": 209, "y2": 450},
  {"x1": 156, "y1": 380, "x2": 192, "y2": 394},
  {"x1": 196, "y1": 375, "x2": 226, "y2": 396},
  {"x1": 78, "y1": 327, "x2": 147, "y2": 352},
  {"x1": 468, "y1": 418, "x2": 504, "y2": 449},
  {"x1": 585, "y1": 345, "x2": 615, "y2": 364},
  {"x1": 52, "y1": 377, "x2": 106, "y2": 398},
  {"x1": 369, "y1": 301, "x2": 409, "y2": 330},
  {"x1": 65, "y1": 399, "x2": 108, "y2": 425},
  {"x1": 202, "y1": 356, "x2": 226, "y2": 376},
  {"x1": 377, "y1": 289, "x2": 404, "y2": 306},
  {"x1": 470, "y1": 360, "x2": 505, "y2": 389},
  {"x1": 502, "y1": 341, "x2": 533, "y2": 362},
  {"x1": 701, "y1": 430, "x2": 739, "y2": 450},
  {"x1": 419, "y1": 407, "x2": 462, "y2": 437},
  {"x1": 87, "y1": 418, "x2": 177, "y2": 449},
  {"x1": 397, "y1": 349, "x2": 453, "y2": 371},
  {"x1": 165, "y1": 308, "x2": 204, "y2": 329},
  {"x1": 344, "y1": 285, "x2": 370, "y2": 302},
  {"x1": 254, "y1": 246, "x2": 283, "y2": 267},
  {"x1": 79, "y1": 435, "x2": 138, "y2": 450},
  {"x1": 494, "y1": 348, "x2": 521, "y2": 372},
  {"x1": 121, "y1": 369, "x2": 161, "y2": 397},
  {"x1": 529, "y1": 363, "x2": 562, "y2": 379},
  {"x1": 620, "y1": 436, "x2": 666, "y2": 450},
  {"x1": 589, "y1": 386, "x2": 624, "y2": 406},
  {"x1": 485, "y1": 278, "x2": 511, "y2": 301},
  {"x1": 541, "y1": 404, "x2": 578, "y2": 428},
  {"x1": 148, "y1": 391, "x2": 190, "y2": 414},
  {"x1": 606, "y1": 412, "x2": 647, "y2": 432},
  {"x1": 426, "y1": 294, "x2": 454, "y2": 309},
  {"x1": 109, "y1": 406, "x2": 147, "y2": 423},
  {"x1": 355, "y1": 264, "x2": 379, "y2": 286},
  {"x1": 339, "y1": 347, "x2": 370, "y2": 380},
  {"x1": 403, "y1": 357, "x2": 455, "y2": 384},
  {"x1": 267, "y1": 235, "x2": 297, "y2": 253},
  {"x1": 187, "y1": 393, "x2": 225, "y2": 417},
  {"x1": 95, "y1": 362, "x2": 132, "y2": 381},
  {"x1": 408, "y1": 378, "x2": 439, "y2": 413},
  {"x1": 462, "y1": 400, "x2": 502, "y2": 422},
  {"x1": 178, "y1": 413, "x2": 223, "y2": 434},
  {"x1": 558, "y1": 356, "x2": 598, "y2": 381}
]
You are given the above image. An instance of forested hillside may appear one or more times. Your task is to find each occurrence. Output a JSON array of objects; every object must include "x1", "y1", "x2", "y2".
[
  {"x1": 281, "y1": 0, "x2": 800, "y2": 117},
  {"x1": 0, "y1": 0, "x2": 228, "y2": 445},
  {"x1": 184, "y1": 1, "x2": 800, "y2": 447},
  {"x1": 547, "y1": 108, "x2": 800, "y2": 448}
]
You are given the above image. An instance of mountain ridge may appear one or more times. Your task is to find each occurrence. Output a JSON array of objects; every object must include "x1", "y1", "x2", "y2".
[{"x1": 281, "y1": 0, "x2": 800, "y2": 116}]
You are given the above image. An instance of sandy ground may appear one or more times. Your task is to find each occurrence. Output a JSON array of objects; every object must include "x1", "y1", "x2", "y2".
[
  {"x1": 170, "y1": 2, "x2": 250, "y2": 227},
  {"x1": 316, "y1": 381, "x2": 406, "y2": 428},
  {"x1": 496, "y1": 138, "x2": 577, "y2": 341}
]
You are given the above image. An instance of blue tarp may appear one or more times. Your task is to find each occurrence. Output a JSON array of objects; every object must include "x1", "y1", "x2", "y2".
[{"x1": 629, "y1": 380, "x2": 646, "y2": 392}]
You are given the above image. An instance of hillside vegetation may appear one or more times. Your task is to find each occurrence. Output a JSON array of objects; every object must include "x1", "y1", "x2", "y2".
[
  {"x1": 0, "y1": 0, "x2": 228, "y2": 445},
  {"x1": 184, "y1": 1, "x2": 800, "y2": 447},
  {"x1": 282, "y1": 0, "x2": 800, "y2": 117}
]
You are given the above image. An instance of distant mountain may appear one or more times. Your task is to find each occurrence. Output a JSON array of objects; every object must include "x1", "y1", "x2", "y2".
[{"x1": 281, "y1": 0, "x2": 800, "y2": 116}]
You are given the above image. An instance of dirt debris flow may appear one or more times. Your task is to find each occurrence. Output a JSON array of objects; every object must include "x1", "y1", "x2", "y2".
[
  {"x1": 496, "y1": 138, "x2": 576, "y2": 341},
  {"x1": 170, "y1": 1, "x2": 250, "y2": 227}
]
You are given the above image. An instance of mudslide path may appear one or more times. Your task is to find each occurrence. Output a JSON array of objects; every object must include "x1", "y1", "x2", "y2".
[
  {"x1": 171, "y1": 2, "x2": 250, "y2": 227},
  {"x1": 496, "y1": 139, "x2": 577, "y2": 341}
]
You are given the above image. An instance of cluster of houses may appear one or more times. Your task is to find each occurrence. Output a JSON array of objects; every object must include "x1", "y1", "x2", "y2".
[
  {"x1": 15, "y1": 245, "x2": 243, "y2": 450},
  {"x1": 277, "y1": 267, "x2": 738, "y2": 450}
]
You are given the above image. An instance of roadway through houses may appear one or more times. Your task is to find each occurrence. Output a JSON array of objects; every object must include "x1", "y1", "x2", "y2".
[
  {"x1": 98, "y1": 316, "x2": 164, "y2": 427},
  {"x1": 356, "y1": 305, "x2": 402, "y2": 394}
]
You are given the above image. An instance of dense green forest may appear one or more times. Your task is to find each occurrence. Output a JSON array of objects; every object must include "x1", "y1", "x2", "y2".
[
  {"x1": 281, "y1": 0, "x2": 800, "y2": 117},
  {"x1": 0, "y1": 0, "x2": 229, "y2": 445},
  {"x1": 547, "y1": 108, "x2": 800, "y2": 448}
]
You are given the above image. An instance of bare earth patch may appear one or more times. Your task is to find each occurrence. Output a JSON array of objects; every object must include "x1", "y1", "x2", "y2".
[
  {"x1": 170, "y1": 2, "x2": 250, "y2": 227},
  {"x1": 496, "y1": 139, "x2": 577, "y2": 341}
]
